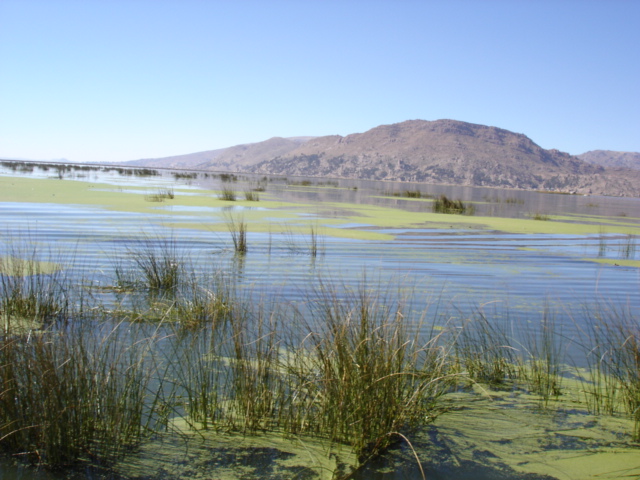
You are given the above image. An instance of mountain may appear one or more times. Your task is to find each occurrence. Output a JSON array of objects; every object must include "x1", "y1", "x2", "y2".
[
  {"x1": 129, "y1": 137, "x2": 313, "y2": 170},
  {"x1": 249, "y1": 120, "x2": 600, "y2": 189},
  {"x1": 127, "y1": 120, "x2": 640, "y2": 197},
  {"x1": 578, "y1": 150, "x2": 640, "y2": 170}
]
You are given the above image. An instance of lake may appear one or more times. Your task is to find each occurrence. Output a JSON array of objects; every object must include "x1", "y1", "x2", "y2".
[{"x1": 0, "y1": 162, "x2": 639, "y2": 479}]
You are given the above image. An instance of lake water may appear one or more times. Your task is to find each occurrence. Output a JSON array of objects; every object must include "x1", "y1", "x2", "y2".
[{"x1": 0, "y1": 163, "x2": 639, "y2": 479}]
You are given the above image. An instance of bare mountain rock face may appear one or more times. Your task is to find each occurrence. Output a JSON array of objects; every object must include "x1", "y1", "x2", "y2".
[
  {"x1": 128, "y1": 120, "x2": 640, "y2": 197},
  {"x1": 248, "y1": 120, "x2": 639, "y2": 195},
  {"x1": 578, "y1": 150, "x2": 640, "y2": 170}
]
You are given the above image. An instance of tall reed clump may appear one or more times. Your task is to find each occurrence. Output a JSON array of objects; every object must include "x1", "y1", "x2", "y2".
[
  {"x1": 117, "y1": 234, "x2": 186, "y2": 295},
  {"x1": 165, "y1": 293, "x2": 286, "y2": 433},
  {"x1": 225, "y1": 214, "x2": 247, "y2": 254},
  {"x1": 286, "y1": 282, "x2": 450, "y2": 462},
  {"x1": 219, "y1": 188, "x2": 237, "y2": 201},
  {"x1": 243, "y1": 190, "x2": 260, "y2": 201},
  {"x1": 580, "y1": 306, "x2": 640, "y2": 440},
  {"x1": 166, "y1": 280, "x2": 450, "y2": 466},
  {"x1": 0, "y1": 244, "x2": 71, "y2": 331},
  {"x1": 144, "y1": 187, "x2": 174, "y2": 202},
  {"x1": 518, "y1": 312, "x2": 564, "y2": 404},
  {"x1": 452, "y1": 312, "x2": 517, "y2": 386},
  {"x1": 308, "y1": 224, "x2": 324, "y2": 258},
  {"x1": 0, "y1": 321, "x2": 162, "y2": 468},
  {"x1": 433, "y1": 195, "x2": 474, "y2": 215}
]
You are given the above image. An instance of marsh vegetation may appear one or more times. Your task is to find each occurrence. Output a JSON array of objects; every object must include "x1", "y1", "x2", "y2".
[
  {"x1": 1, "y1": 236, "x2": 639, "y2": 479},
  {"x1": 0, "y1": 161, "x2": 639, "y2": 479}
]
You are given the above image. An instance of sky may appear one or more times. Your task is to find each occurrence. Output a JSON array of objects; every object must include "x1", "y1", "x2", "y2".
[{"x1": 1, "y1": 0, "x2": 638, "y2": 164}]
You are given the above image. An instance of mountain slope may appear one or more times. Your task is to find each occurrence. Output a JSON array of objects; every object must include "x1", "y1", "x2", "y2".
[
  {"x1": 578, "y1": 150, "x2": 640, "y2": 170},
  {"x1": 129, "y1": 137, "x2": 312, "y2": 170},
  {"x1": 249, "y1": 119, "x2": 611, "y2": 193},
  {"x1": 127, "y1": 119, "x2": 640, "y2": 197}
]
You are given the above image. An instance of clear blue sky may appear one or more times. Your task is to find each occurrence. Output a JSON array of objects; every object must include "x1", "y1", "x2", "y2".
[{"x1": 1, "y1": 0, "x2": 638, "y2": 163}]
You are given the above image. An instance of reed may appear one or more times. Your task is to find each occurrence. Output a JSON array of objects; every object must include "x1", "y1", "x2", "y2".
[
  {"x1": 0, "y1": 244, "x2": 71, "y2": 330},
  {"x1": 579, "y1": 305, "x2": 640, "y2": 439},
  {"x1": 219, "y1": 188, "x2": 237, "y2": 201},
  {"x1": 5, "y1": 232, "x2": 640, "y2": 475},
  {"x1": 518, "y1": 312, "x2": 564, "y2": 404},
  {"x1": 243, "y1": 190, "x2": 260, "y2": 201},
  {"x1": 286, "y1": 281, "x2": 450, "y2": 461},
  {"x1": 226, "y1": 214, "x2": 247, "y2": 254},
  {"x1": 144, "y1": 187, "x2": 174, "y2": 202},
  {"x1": 0, "y1": 321, "x2": 162, "y2": 467},
  {"x1": 619, "y1": 234, "x2": 637, "y2": 259},
  {"x1": 452, "y1": 311, "x2": 517, "y2": 386},
  {"x1": 121, "y1": 234, "x2": 185, "y2": 294},
  {"x1": 432, "y1": 195, "x2": 473, "y2": 215}
]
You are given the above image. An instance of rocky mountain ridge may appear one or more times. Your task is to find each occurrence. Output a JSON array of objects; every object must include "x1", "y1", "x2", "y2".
[
  {"x1": 578, "y1": 150, "x2": 640, "y2": 170},
  {"x1": 128, "y1": 120, "x2": 640, "y2": 197}
]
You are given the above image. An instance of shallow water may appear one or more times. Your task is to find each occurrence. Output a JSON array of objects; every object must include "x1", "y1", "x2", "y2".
[{"x1": 0, "y1": 164, "x2": 639, "y2": 479}]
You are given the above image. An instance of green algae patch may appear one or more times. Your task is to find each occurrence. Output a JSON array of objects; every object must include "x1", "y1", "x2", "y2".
[
  {"x1": 114, "y1": 417, "x2": 358, "y2": 480},
  {"x1": 586, "y1": 258, "x2": 640, "y2": 268},
  {"x1": 0, "y1": 176, "x2": 306, "y2": 215},
  {"x1": 3, "y1": 176, "x2": 638, "y2": 241},
  {"x1": 175, "y1": 220, "x2": 394, "y2": 241},
  {"x1": 311, "y1": 202, "x2": 640, "y2": 236},
  {"x1": 1, "y1": 315, "x2": 44, "y2": 335},
  {"x1": 0, "y1": 256, "x2": 60, "y2": 275},
  {"x1": 424, "y1": 379, "x2": 640, "y2": 480}
]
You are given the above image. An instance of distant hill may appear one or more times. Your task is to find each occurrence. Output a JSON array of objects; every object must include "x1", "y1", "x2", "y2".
[
  {"x1": 127, "y1": 120, "x2": 640, "y2": 197},
  {"x1": 129, "y1": 137, "x2": 313, "y2": 170},
  {"x1": 578, "y1": 150, "x2": 640, "y2": 170}
]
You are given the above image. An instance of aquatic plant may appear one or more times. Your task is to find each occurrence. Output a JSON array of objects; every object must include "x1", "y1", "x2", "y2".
[
  {"x1": 172, "y1": 172, "x2": 198, "y2": 180},
  {"x1": 579, "y1": 305, "x2": 640, "y2": 440},
  {"x1": 518, "y1": 312, "x2": 564, "y2": 404},
  {"x1": 219, "y1": 188, "x2": 237, "y2": 201},
  {"x1": 243, "y1": 190, "x2": 260, "y2": 201},
  {"x1": 226, "y1": 214, "x2": 248, "y2": 254},
  {"x1": 309, "y1": 224, "x2": 322, "y2": 257},
  {"x1": 0, "y1": 244, "x2": 71, "y2": 330},
  {"x1": 219, "y1": 173, "x2": 238, "y2": 182},
  {"x1": 432, "y1": 195, "x2": 473, "y2": 215},
  {"x1": 119, "y1": 234, "x2": 186, "y2": 294},
  {"x1": 532, "y1": 212, "x2": 550, "y2": 221},
  {"x1": 452, "y1": 311, "x2": 517, "y2": 386},
  {"x1": 402, "y1": 190, "x2": 428, "y2": 199},
  {"x1": 144, "y1": 187, "x2": 175, "y2": 202},
  {"x1": 0, "y1": 321, "x2": 162, "y2": 467},
  {"x1": 285, "y1": 281, "x2": 450, "y2": 461},
  {"x1": 619, "y1": 234, "x2": 637, "y2": 260}
]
